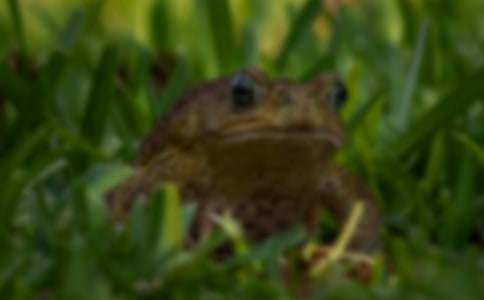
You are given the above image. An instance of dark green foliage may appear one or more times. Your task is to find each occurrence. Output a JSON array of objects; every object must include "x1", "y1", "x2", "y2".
[
  {"x1": 81, "y1": 45, "x2": 118, "y2": 146},
  {"x1": 1, "y1": 0, "x2": 483, "y2": 299},
  {"x1": 205, "y1": 0, "x2": 238, "y2": 73},
  {"x1": 6, "y1": 0, "x2": 27, "y2": 55},
  {"x1": 388, "y1": 67, "x2": 484, "y2": 156},
  {"x1": 276, "y1": 0, "x2": 323, "y2": 73}
]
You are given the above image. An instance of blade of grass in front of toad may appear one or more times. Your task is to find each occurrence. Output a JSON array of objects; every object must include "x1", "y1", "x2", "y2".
[
  {"x1": 275, "y1": 0, "x2": 323, "y2": 74},
  {"x1": 229, "y1": 225, "x2": 305, "y2": 281},
  {"x1": 387, "y1": 66, "x2": 484, "y2": 157},
  {"x1": 159, "y1": 184, "x2": 183, "y2": 252}
]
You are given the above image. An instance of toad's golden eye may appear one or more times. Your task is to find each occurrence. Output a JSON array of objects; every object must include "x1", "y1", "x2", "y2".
[
  {"x1": 231, "y1": 73, "x2": 256, "y2": 111},
  {"x1": 329, "y1": 80, "x2": 348, "y2": 111}
]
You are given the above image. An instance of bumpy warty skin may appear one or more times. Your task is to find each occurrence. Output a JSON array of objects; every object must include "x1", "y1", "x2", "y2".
[{"x1": 106, "y1": 69, "x2": 382, "y2": 252}]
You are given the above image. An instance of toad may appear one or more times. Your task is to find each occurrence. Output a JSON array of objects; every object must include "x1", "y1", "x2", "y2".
[{"x1": 106, "y1": 69, "x2": 381, "y2": 252}]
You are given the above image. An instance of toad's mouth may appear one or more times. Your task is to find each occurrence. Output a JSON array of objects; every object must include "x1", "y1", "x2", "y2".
[{"x1": 212, "y1": 128, "x2": 343, "y2": 147}]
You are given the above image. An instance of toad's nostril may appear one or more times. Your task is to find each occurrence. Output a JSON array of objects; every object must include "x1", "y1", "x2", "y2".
[{"x1": 291, "y1": 107, "x2": 315, "y2": 130}]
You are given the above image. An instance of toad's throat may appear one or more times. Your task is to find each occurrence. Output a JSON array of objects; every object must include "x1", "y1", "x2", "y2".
[{"x1": 204, "y1": 128, "x2": 340, "y2": 184}]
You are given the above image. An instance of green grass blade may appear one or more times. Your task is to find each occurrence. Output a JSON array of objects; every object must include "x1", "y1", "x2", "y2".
[
  {"x1": 150, "y1": 0, "x2": 172, "y2": 51},
  {"x1": 160, "y1": 184, "x2": 183, "y2": 251},
  {"x1": 81, "y1": 45, "x2": 118, "y2": 146},
  {"x1": 241, "y1": 22, "x2": 259, "y2": 67},
  {"x1": 454, "y1": 132, "x2": 484, "y2": 167},
  {"x1": 240, "y1": 0, "x2": 267, "y2": 67},
  {"x1": 346, "y1": 88, "x2": 384, "y2": 132},
  {"x1": 0, "y1": 64, "x2": 28, "y2": 121},
  {"x1": 58, "y1": 9, "x2": 85, "y2": 51},
  {"x1": 38, "y1": 51, "x2": 68, "y2": 121},
  {"x1": 51, "y1": 121, "x2": 108, "y2": 160},
  {"x1": 275, "y1": 0, "x2": 323, "y2": 73},
  {"x1": 157, "y1": 62, "x2": 192, "y2": 117},
  {"x1": 62, "y1": 237, "x2": 108, "y2": 300},
  {"x1": 205, "y1": 0, "x2": 238, "y2": 73},
  {"x1": 300, "y1": 8, "x2": 342, "y2": 80},
  {"x1": 0, "y1": 127, "x2": 50, "y2": 178},
  {"x1": 420, "y1": 131, "x2": 445, "y2": 194},
  {"x1": 6, "y1": 0, "x2": 27, "y2": 55},
  {"x1": 301, "y1": 53, "x2": 334, "y2": 81},
  {"x1": 0, "y1": 250, "x2": 25, "y2": 292},
  {"x1": 391, "y1": 19, "x2": 429, "y2": 130},
  {"x1": 0, "y1": 127, "x2": 51, "y2": 231},
  {"x1": 190, "y1": 1, "x2": 218, "y2": 77},
  {"x1": 231, "y1": 225, "x2": 305, "y2": 270},
  {"x1": 387, "y1": 66, "x2": 484, "y2": 156},
  {"x1": 441, "y1": 150, "x2": 477, "y2": 249}
]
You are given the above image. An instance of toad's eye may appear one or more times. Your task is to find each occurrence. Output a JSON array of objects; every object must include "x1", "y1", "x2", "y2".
[
  {"x1": 231, "y1": 73, "x2": 256, "y2": 111},
  {"x1": 329, "y1": 80, "x2": 347, "y2": 111}
]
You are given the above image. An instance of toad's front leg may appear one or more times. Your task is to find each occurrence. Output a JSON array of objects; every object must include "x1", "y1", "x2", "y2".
[
  {"x1": 105, "y1": 148, "x2": 204, "y2": 219},
  {"x1": 319, "y1": 167, "x2": 382, "y2": 252}
]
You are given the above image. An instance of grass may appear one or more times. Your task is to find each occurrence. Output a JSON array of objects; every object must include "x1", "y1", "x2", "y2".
[{"x1": 1, "y1": 0, "x2": 484, "y2": 299}]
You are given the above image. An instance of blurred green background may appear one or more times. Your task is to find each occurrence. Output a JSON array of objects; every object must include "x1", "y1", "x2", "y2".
[{"x1": 1, "y1": 0, "x2": 484, "y2": 299}]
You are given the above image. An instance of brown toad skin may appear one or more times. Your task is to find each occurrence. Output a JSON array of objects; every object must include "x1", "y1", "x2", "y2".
[{"x1": 106, "y1": 69, "x2": 382, "y2": 252}]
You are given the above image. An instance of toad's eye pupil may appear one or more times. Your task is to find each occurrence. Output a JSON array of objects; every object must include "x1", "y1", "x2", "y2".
[
  {"x1": 330, "y1": 80, "x2": 347, "y2": 111},
  {"x1": 231, "y1": 73, "x2": 256, "y2": 110}
]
